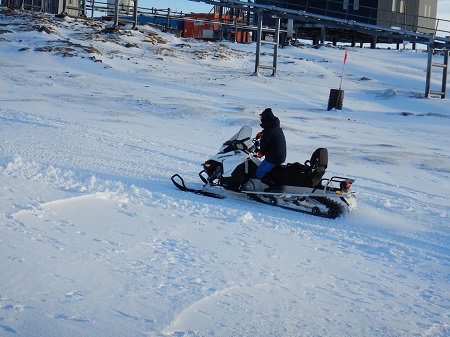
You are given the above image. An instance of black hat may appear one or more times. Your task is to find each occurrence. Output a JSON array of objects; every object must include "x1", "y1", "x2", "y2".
[{"x1": 259, "y1": 108, "x2": 274, "y2": 117}]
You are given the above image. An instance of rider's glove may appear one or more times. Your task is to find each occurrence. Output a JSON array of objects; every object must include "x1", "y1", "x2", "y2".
[
  {"x1": 257, "y1": 151, "x2": 263, "y2": 158},
  {"x1": 256, "y1": 131, "x2": 263, "y2": 139}
]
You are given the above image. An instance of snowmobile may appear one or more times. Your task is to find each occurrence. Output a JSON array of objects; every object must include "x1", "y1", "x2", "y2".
[{"x1": 171, "y1": 126, "x2": 357, "y2": 218}]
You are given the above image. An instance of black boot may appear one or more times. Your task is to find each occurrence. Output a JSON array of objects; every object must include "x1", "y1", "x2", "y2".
[{"x1": 262, "y1": 177, "x2": 279, "y2": 192}]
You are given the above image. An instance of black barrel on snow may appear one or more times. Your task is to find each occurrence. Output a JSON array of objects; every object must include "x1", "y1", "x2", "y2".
[{"x1": 327, "y1": 89, "x2": 344, "y2": 110}]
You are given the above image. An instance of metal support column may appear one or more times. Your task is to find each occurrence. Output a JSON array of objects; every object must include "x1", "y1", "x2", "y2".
[
  {"x1": 320, "y1": 25, "x2": 325, "y2": 44},
  {"x1": 113, "y1": 0, "x2": 119, "y2": 28},
  {"x1": 272, "y1": 17, "x2": 280, "y2": 76},
  {"x1": 425, "y1": 35, "x2": 434, "y2": 96},
  {"x1": 254, "y1": 9, "x2": 263, "y2": 76},
  {"x1": 60, "y1": 0, "x2": 67, "y2": 16},
  {"x1": 132, "y1": 0, "x2": 138, "y2": 29},
  {"x1": 443, "y1": 50, "x2": 449, "y2": 98},
  {"x1": 165, "y1": 8, "x2": 170, "y2": 32},
  {"x1": 81, "y1": 0, "x2": 87, "y2": 17}
]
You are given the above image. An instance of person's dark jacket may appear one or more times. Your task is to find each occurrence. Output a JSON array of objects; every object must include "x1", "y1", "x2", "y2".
[{"x1": 259, "y1": 109, "x2": 287, "y2": 164}]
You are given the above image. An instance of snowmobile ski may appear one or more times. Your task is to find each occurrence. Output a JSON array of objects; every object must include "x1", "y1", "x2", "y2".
[{"x1": 171, "y1": 174, "x2": 226, "y2": 199}]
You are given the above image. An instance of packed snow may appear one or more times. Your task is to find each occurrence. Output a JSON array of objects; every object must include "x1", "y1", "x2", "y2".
[{"x1": 0, "y1": 8, "x2": 449, "y2": 337}]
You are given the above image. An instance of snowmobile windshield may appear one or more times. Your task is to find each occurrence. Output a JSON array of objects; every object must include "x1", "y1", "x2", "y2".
[{"x1": 220, "y1": 126, "x2": 253, "y2": 152}]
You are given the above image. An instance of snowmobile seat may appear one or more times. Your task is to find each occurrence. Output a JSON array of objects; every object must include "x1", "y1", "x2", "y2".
[{"x1": 266, "y1": 148, "x2": 328, "y2": 188}]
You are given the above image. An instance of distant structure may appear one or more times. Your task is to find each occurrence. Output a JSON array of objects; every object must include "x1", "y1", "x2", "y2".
[
  {"x1": 2, "y1": 0, "x2": 85, "y2": 16},
  {"x1": 184, "y1": 13, "x2": 250, "y2": 42},
  {"x1": 254, "y1": 0, "x2": 438, "y2": 48},
  {"x1": 106, "y1": 0, "x2": 132, "y2": 16},
  {"x1": 255, "y1": 1, "x2": 437, "y2": 32}
]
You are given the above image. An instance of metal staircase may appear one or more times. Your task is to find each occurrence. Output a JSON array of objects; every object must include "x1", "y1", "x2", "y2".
[
  {"x1": 426, "y1": 37, "x2": 449, "y2": 98},
  {"x1": 254, "y1": 10, "x2": 280, "y2": 76}
]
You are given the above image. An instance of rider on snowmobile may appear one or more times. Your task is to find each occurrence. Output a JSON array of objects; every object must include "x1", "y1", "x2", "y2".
[{"x1": 255, "y1": 108, "x2": 287, "y2": 182}]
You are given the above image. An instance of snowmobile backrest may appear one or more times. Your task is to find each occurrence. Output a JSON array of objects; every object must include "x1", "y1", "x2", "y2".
[
  {"x1": 309, "y1": 148, "x2": 328, "y2": 187},
  {"x1": 308, "y1": 148, "x2": 328, "y2": 171}
]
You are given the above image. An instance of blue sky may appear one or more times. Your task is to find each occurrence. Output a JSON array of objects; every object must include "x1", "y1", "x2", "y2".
[{"x1": 437, "y1": 0, "x2": 450, "y2": 33}]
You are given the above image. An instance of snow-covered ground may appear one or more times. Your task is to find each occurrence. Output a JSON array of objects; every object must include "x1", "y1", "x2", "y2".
[{"x1": 0, "y1": 8, "x2": 449, "y2": 337}]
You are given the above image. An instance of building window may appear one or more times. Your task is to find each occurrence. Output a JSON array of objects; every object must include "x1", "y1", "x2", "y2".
[
  {"x1": 392, "y1": 0, "x2": 397, "y2": 12},
  {"x1": 354, "y1": 0, "x2": 359, "y2": 10},
  {"x1": 399, "y1": 0, "x2": 405, "y2": 13},
  {"x1": 424, "y1": 4, "x2": 431, "y2": 17},
  {"x1": 343, "y1": 0, "x2": 349, "y2": 10}
]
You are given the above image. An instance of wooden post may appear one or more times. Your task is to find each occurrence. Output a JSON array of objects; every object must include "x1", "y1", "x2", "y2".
[{"x1": 166, "y1": 8, "x2": 170, "y2": 32}]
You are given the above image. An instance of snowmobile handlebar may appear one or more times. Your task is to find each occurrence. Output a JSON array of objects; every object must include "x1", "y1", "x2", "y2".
[{"x1": 250, "y1": 136, "x2": 260, "y2": 154}]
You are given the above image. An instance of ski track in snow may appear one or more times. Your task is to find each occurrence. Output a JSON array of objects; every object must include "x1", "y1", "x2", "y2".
[{"x1": 1, "y1": 8, "x2": 449, "y2": 337}]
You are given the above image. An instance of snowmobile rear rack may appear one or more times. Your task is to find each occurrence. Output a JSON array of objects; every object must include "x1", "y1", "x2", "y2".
[{"x1": 320, "y1": 176, "x2": 355, "y2": 194}]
